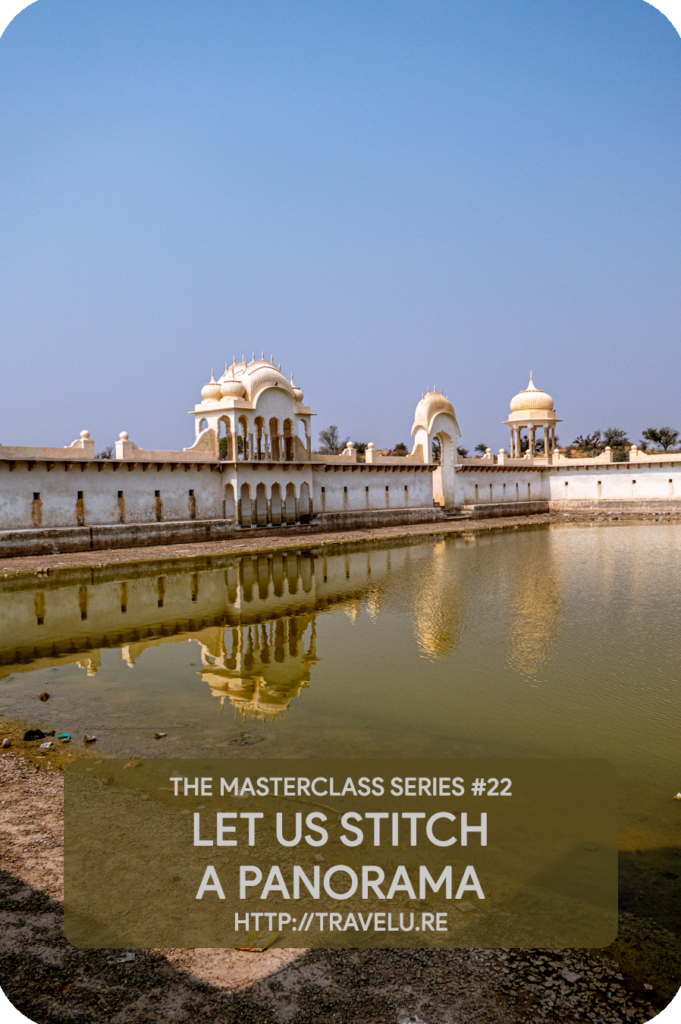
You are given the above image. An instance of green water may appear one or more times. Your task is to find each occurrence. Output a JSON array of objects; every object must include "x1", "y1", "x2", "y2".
[{"x1": 1, "y1": 522, "x2": 679, "y2": 851}]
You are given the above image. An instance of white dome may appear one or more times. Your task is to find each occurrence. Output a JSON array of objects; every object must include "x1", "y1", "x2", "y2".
[
  {"x1": 218, "y1": 356, "x2": 295, "y2": 402},
  {"x1": 510, "y1": 374, "x2": 554, "y2": 413},
  {"x1": 411, "y1": 389, "x2": 460, "y2": 437},
  {"x1": 291, "y1": 374, "x2": 304, "y2": 403},
  {"x1": 201, "y1": 371, "x2": 223, "y2": 402},
  {"x1": 220, "y1": 379, "x2": 246, "y2": 398}
]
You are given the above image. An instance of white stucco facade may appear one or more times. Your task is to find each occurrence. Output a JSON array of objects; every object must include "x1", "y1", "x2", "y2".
[{"x1": 0, "y1": 357, "x2": 678, "y2": 554}]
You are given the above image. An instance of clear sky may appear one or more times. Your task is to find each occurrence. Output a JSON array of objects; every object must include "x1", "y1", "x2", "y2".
[{"x1": 0, "y1": 0, "x2": 680, "y2": 453}]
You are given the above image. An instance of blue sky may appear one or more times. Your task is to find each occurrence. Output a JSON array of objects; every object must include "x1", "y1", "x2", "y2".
[{"x1": 0, "y1": 0, "x2": 680, "y2": 452}]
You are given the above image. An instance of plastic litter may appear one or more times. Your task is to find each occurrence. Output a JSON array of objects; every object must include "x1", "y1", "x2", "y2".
[
  {"x1": 123, "y1": 759, "x2": 140, "y2": 769},
  {"x1": 314, "y1": 853, "x2": 325, "y2": 864},
  {"x1": 117, "y1": 952, "x2": 136, "y2": 963},
  {"x1": 23, "y1": 729, "x2": 55, "y2": 741},
  {"x1": 39, "y1": 741, "x2": 53, "y2": 749},
  {"x1": 39, "y1": 692, "x2": 50, "y2": 702},
  {"x1": 154, "y1": 732, "x2": 167, "y2": 740},
  {"x1": 58, "y1": 733, "x2": 70, "y2": 743},
  {"x1": 83, "y1": 735, "x2": 97, "y2": 744},
  {"x1": 234, "y1": 930, "x2": 281, "y2": 952},
  {"x1": 1, "y1": 738, "x2": 10, "y2": 748},
  {"x1": 674, "y1": 793, "x2": 681, "y2": 801}
]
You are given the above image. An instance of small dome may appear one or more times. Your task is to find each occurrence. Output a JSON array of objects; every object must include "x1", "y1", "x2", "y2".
[
  {"x1": 201, "y1": 371, "x2": 223, "y2": 402},
  {"x1": 217, "y1": 356, "x2": 295, "y2": 402},
  {"x1": 411, "y1": 389, "x2": 461, "y2": 437},
  {"x1": 220, "y1": 378, "x2": 246, "y2": 398},
  {"x1": 291, "y1": 374, "x2": 304, "y2": 403},
  {"x1": 510, "y1": 374, "x2": 554, "y2": 413}
]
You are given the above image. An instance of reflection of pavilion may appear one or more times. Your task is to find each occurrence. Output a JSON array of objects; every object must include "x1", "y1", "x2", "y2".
[
  {"x1": 507, "y1": 533, "x2": 561, "y2": 677},
  {"x1": 196, "y1": 616, "x2": 319, "y2": 721}
]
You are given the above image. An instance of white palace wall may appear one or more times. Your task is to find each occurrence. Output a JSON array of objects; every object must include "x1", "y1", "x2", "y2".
[
  {"x1": 2, "y1": 359, "x2": 680, "y2": 557},
  {"x1": 454, "y1": 457, "x2": 681, "y2": 516}
]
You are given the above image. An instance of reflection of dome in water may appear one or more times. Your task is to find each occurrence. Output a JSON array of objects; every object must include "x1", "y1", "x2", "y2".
[
  {"x1": 412, "y1": 540, "x2": 461, "y2": 660},
  {"x1": 507, "y1": 537, "x2": 561, "y2": 676},
  {"x1": 198, "y1": 616, "x2": 318, "y2": 721}
]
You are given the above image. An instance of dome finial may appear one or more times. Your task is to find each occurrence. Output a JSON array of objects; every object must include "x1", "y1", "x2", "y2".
[
  {"x1": 210, "y1": 368, "x2": 215, "y2": 382},
  {"x1": 527, "y1": 371, "x2": 536, "y2": 390}
]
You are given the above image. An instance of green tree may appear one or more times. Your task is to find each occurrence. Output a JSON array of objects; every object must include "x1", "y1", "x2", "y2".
[
  {"x1": 571, "y1": 431, "x2": 602, "y2": 456},
  {"x1": 390, "y1": 442, "x2": 408, "y2": 456},
  {"x1": 641, "y1": 426, "x2": 679, "y2": 451},
  {"x1": 457, "y1": 446, "x2": 469, "y2": 457},
  {"x1": 318, "y1": 425, "x2": 349, "y2": 454},
  {"x1": 352, "y1": 441, "x2": 369, "y2": 455},
  {"x1": 474, "y1": 443, "x2": 488, "y2": 454},
  {"x1": 602, "y1": 427, "x2": 630, "y2": 449}
]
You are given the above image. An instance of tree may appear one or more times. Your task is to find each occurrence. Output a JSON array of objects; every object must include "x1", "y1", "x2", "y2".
[
  {"x1": 457, "y1": 446, "x2": 469, "y2": 457},
  {"x1": 432, "y1": 438, "x2": 441, "y2": 461},
  {"x1": 390, "y1": 442, "x2": 408, "y2": 456},
  {"x1": 219, "y1": 436, "x2": 243, "y2": 459},
  {"x1": 602, "y1": 427, "x2": 630, "y2": 449},
  {"x1": 474, "y1": 443, "x2": 488, "y2": 454},
  {"x1": 641, "y1": 426, "x2": 679, "y2": 451},
  {"x1": 95, "y1": 445, "x2": 113, "y2": 460},
  {"x1": 571, "y1": 431, "x2": 602, "y2": 456},
  {"x1": 317, "y1": 425, "x2": 349, "y2": 454},
  {"x1": 352, "y1": 441, "x2": 369, "y2": 455}
]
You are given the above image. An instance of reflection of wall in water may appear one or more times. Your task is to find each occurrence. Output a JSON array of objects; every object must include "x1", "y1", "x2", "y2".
[
  {"x1": 506, "y1": 532, "x2": 562, "y2": 677},
  {"x1": 196, "y1": 618, "x2": 318, "y2": 720},
  {"x1": 0, "y1": 544, "x2": 429, "y2": 676}
]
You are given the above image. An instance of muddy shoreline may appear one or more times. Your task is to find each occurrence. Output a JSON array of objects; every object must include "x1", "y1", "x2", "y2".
[{"x1": 0, "y1": 747, "x2": 678, "y2": 1023}]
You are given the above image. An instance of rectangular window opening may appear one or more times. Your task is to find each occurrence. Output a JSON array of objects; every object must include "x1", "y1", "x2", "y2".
[
  {"x1": 77, "y1": 491, "x2": 83, "y2": 499},
  {"x1": 155, "y1": 490, "x2": 160, "y2": 497},
  {"x1": 33, "y1": 492, "x2": 40, "y2": 500},
  {"x1": 189, "y1": 489, "x2": 194, "y2": 496},
  {"x1": 117, "y1": 491, "x2": 123, "y2": 499}
]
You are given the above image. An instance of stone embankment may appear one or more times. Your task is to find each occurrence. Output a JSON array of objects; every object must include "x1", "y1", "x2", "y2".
[{"x1": 2, "y1": 510, "x2": 680, "y2": 580}]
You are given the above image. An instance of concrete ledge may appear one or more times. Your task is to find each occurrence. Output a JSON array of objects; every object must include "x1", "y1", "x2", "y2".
[
  {"x1": 464, "y1": 501, "x2": 550, "y2": 518},
  {"x1": 312, "y1": 507, "x2": 446, "y2": 529},
  {"x1": 548, "y1": 500, "x2": 681, "y2": 513},
  {"x1": 0, "y1": 519, "x2": 240, "y2": 557},
  {"x1": 0, "y1": 508, "x2": 446, "y2": 557}
]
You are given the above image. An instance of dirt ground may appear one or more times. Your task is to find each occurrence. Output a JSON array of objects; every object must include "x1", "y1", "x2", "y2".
[{"x1": 0, "y1": 752, "x2": 678, "y2": 1024}]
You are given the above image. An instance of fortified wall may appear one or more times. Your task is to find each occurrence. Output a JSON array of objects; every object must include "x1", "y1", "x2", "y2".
[{"x1": 0, "y1": 359, "x2": 678, "y2": 557}]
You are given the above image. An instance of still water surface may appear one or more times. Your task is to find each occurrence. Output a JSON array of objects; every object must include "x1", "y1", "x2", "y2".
[{"x1": 1, "y1": 522, "x2": 679, "y2": 851}]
